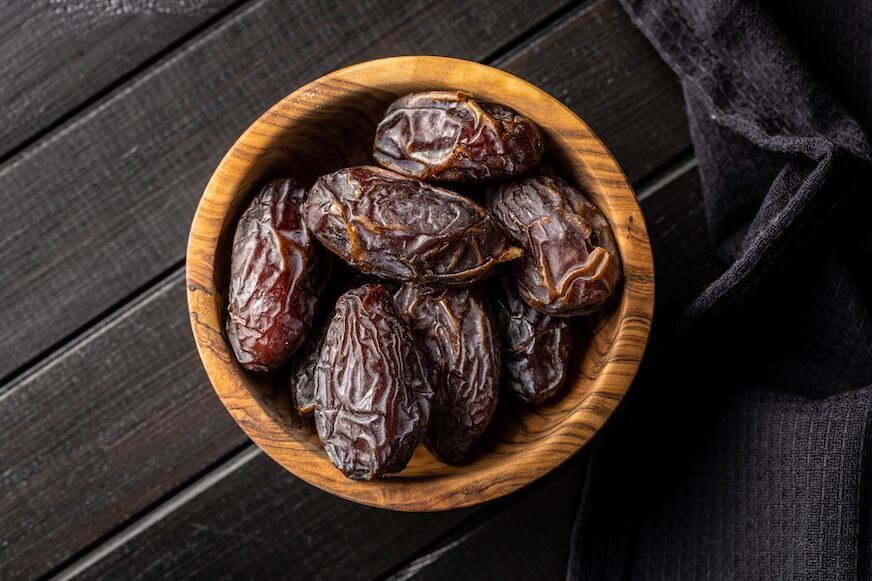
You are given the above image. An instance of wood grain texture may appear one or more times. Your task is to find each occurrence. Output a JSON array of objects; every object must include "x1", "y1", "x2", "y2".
[
  {"x1": 71, "y1": 160, "x2": 703, "y2": 581},
  {"x1": 0, "y1": 0, "x2": 574, "y2": 383},
  {"x1": 0, "y1": 272, "x2": 246, "y2": 580},
  {"x1": 0, "y1": 1, "x2": 683, "y2": 573},
  {"x1": 73, "y1": 450, "x2": 475, "y2": 580},
  {"x1": 498, "y1": 0, "x2": 689, "y2": 182},
  {"x1": 386, "y1": 457, "x2": 587, "y2": 580},
  {"x1": 0, "y1": 0, "x2": 236, "y2": 160},
  {"x1": 186, "y1": 56, "x2": 655, "y2": 510}
]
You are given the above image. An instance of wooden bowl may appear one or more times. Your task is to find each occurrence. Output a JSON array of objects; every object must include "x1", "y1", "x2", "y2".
[{"x1": 186, "y1": 56, "x2": 654, "y2": 511}]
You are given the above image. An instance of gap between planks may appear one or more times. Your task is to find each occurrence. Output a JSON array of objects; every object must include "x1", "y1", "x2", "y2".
[
  {"x1": 637, "y1": 150, "x2": 697, "y2": 202},
  {"x1": 51, "y1": 444, "x2": 258, "y2": 581},
  {"x1": 485, "y1": 0, "x2": 594, "y2": 65},
  {"x1": 0, "y1": 0, "x2": 254, "y2": 169},
  {"x1": 384, "y1": 517, "x2": 493, "y2": 581},
  {"x1": 0, "y1": 261, "x2": 185, "y2": 398}
]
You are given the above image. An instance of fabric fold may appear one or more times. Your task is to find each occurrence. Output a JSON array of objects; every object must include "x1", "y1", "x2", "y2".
[{"x1": 569, "y1": 1, "x2": 872, "y2": 578}]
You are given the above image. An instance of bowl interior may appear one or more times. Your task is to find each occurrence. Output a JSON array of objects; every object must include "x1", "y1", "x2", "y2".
[{"x1": 186, "y1": 56, "x2": 653, "y2": 511}]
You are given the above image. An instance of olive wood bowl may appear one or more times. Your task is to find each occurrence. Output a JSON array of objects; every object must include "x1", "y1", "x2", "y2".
[{"x1": 186, "y1": 56, "x2": 654, "y2": 511}]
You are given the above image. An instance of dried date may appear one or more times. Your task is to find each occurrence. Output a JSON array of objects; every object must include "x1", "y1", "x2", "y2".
[
  {"x1": 314, "y1": 284, "x2": 433, "y2": 480},
  {"x1": 495, "y1": 278, "x2": 573, "y2": 404},
  {"x1": 374, "y1": 91, "x2": 544, "y2": 182},
  {"x1": 303, "y1": 166, "x2": 522, "y2": 284},
  {"x1": 290, "y1": 269, "x2": 370, "y2": 417},
  {"x1": 487, "y1": 172, "x2": 621, "y2": 316},
  {"x1": 226, "y1": 179, "x2": 328, "y2": 372},
  {"x1": 288, "y1": 325, "x2": 325, "y2": 416},
  {"x1": 394, "y1": 284, "x2": 499, "y2": 464}
]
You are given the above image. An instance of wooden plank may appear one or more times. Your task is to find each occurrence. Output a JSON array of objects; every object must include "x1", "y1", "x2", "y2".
[
  {"x1": 68, "y1": 450, "x2": 477, "y2": 581},
  {"x1": 497, "y1": 0, "x2": 690, "y2": 181},
  {"x1": 0, "y1": 1, "x2": 577, "y2": 577},
  {"x1": 384, "y1": 163, "x2": 718, "y2": 581},
  {"x1": 0, "y1": 0, "x2": 237, "y2": 159},
  {"x1": 640, "y1": 159, "x2": 720, "y2": 315},
  {"x1": 0, "y1": 0, "x2": 684, "y2": 383},
  {"x1": 385, "y1": 457, "x2": 587, "y2": 581},
  {"x1": 0, "y1": 1, "x2": 688, "y2": 576},
  {"x1": 71, "y1": 455, "x2": 584, "y2": 581},
  {"x1": 0, "y1": 272, "x2": 247, "y2": 579}
]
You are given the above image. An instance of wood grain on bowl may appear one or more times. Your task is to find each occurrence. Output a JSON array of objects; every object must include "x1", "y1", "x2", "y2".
[{"x1": 186, "y1": 56, "x2": 654, "y2": 511}]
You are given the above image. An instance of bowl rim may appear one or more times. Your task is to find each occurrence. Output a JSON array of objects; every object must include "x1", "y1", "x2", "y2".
[{"x1": 186, "y1": 55, "x2": 654, "y2": 511}]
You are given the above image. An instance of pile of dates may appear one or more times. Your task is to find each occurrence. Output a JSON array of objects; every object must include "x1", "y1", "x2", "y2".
[{"x1": 226, "y1": 91, "x2": 622, "y2": 480}]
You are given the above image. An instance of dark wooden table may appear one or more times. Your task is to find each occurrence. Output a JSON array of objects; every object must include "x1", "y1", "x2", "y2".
[{"x1": 0, "y1": 0, "x2": 705, "y2": 578}]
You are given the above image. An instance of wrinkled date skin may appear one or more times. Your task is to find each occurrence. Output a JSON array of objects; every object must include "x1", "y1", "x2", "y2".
[
  {"x1": 314, "y1": 284, "x2": 433, "y2": 480},
  {"x1": 303, "y1": 166, "x2": 522, "y2": 285},
  {"x1": 487, "y1": 173, "x2": 622, "y2": 316},
  {"x1": 288, "y1": 324, "x2": 325, "y2": 416},
  {"x1": 394, "y1": 284, "x2": 500, "y2": 464},
  {"x1": 374, "y1": 91, "x2": 544, "y2": 182},
  {"x1": 226, "y1": 179, "x2": 329, "y2": 372},
  {"x1": 495, "y1": 279, "x2": 573, "y2": 404},
  {"x1": 291, "y1": 268, "x2": 391, "y2": 417}
]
